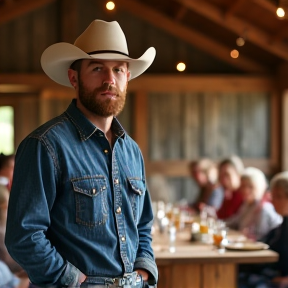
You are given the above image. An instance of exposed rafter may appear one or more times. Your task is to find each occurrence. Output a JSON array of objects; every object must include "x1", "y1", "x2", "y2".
[
  {"x1": 177, "y1": 0, "x2": 288, "y2": 61},
  {"x1": 224, "y1": 0, "x2": 247, "y2": 18},
  {"x1": 253, "y1": 0, "x2": 277, "y2": 13},
  {"x1": 0, "y1": 0, "x2": 55, "y2": 25},
  {"x1": 117, "y1": 0, "x2": 268, "y2": 73},
  {"x1": 60, "y1": 0, "x2": 79, "y2": 42},
  {"x1": 270, "y1": 24, "x2": 288, "y2": 43},
  {"x1": 175, "y1": 5, "x2": 187, "y2": 21}
]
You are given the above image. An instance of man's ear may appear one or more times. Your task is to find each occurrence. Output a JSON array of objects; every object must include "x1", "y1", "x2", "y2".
[
  {"x1": 127, "y1": 70, "x2": 131, "y2": 81},
  {"x1": 68, "y1": 69, "x2": 78, "y2": 89}
]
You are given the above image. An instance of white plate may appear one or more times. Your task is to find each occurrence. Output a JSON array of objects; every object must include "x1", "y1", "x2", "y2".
[{"x1": 224, "y1": 241, "x2": 269, "y2": 251}]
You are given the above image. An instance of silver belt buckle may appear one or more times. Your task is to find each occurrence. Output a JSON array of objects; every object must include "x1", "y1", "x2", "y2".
[{"x1": 114, "y1": 272, "x2": 137, "y2": 287}]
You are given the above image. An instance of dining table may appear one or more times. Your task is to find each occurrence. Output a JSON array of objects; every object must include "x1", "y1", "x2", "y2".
[{"x1": 152, "y1": 226, "x2": 279, "y2": 288}]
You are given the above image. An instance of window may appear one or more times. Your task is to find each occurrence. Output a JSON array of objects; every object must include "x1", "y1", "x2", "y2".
[{"x1": 0, "y1": 106, "x2": 14, "y2": 154}]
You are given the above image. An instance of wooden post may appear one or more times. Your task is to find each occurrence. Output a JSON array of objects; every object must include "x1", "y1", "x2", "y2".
[
  {"x1": 133, "y1": 90, "x2": 148, "y2": 161},
  {"x1": 282, "y1": 90, "x2": 288, "y2": 171},
  {"x1": 60, "y1": 0, "x2": 79, "y2": 43}
]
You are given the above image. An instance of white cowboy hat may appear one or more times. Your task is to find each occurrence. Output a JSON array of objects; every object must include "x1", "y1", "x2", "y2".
[{"x1": 41, "y1": 19, "x2": 156, "y2": 87}]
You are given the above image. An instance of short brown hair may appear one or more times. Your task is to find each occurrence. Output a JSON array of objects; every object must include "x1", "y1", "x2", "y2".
[{"x1": 70, "y1": 59, "x2": 83, "y2": 73}]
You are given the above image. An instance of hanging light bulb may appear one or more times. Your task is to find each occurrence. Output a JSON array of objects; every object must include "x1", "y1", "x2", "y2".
[
  {"x1": 176, "y1": 62, "x2": 186, "y2": 72},
  {"x1": 230, "y1": 49, "x2": 239, "y2": 59},
  {"x1": 106, "y1": 1, "x2": 115, "y2": 10},
  {"x1": 236, "y1": 37, "x2": 245, "y2": 47},
  {"x1": 276, "y1": 7, "x2": 285, "y2": 17},
  {"x1": 276, "y1": 0, "x2": 288, "y2": 18}
]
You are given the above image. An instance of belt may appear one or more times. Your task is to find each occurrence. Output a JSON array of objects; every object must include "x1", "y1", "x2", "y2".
[{"x1": 82, "y1": 271, "x2": 141, "y2": 287}]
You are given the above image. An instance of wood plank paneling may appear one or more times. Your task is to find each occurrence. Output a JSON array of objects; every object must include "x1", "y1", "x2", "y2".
[
  {"x1": 14, "y1": 14, "x2": 31, "y2": 72},
  {"x1": 149, "y1": 92, "x2": 198, "y2": 160},
  {"x1": 171, "y1": 264, "x2": 201, "y2": 288},
  {"x1": 202, "y1": 263, "x2": 236, "y2": 288},
  {"x1": 239, "y1": 92, "x2": 269, "y2": 157},
  {"x1": 14, "y1": 95, "x2": 40, "y2": 146},
  {"x1": 202, "y1": 92, "x2": 220, "y2": 157},
  {"x1": 118, "y1": 92, "x2": 134, "y2": 138},
  {"x1": 282, "y1": 90, "x2": 288, "y2": 170},
  {"x1": 183, "y1": 92, "x2": 201, "y2": 159},
  {"x1": 148, "y1": 91, "x2": 270, "y2": 160}
]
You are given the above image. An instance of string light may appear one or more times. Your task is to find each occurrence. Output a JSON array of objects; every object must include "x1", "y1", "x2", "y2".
[
  {"x1": 276, "y1": 7, "x2": 285, "y2": 17},
  {"x1": 106, "y1": 1, "x2": 115, "y2": 10},
  {"x1": 230, "y1": 49, "x2": 239, "y2": 59},
  {"x1": 236, "y1": 37, "x2": 245, "y2": 47},
  {"x1": 176, "y1": 62, "x2": 186, "y2": 72}
]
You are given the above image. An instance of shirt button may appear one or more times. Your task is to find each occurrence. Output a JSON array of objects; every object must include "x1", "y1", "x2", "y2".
[
  {"x1": 114, "y1": 178, "x2": 119, "y2": 184},
  {"x1": 116, "y1": 207, "x2": 121, "y2": 214},
  {"x1": 121, "y1": 236, "x2": 126, "y2": 242},
  {"x1": 104, "y1": 149, "x2": 109, "y2": 154},
  {"x1": 92, "y1": 188, "x2": 96, "y2": 194}
]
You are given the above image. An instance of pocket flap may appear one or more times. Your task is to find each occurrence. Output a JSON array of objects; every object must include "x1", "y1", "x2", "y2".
[
  {"x1": 128, "y1": 178, "x2": 145, "y2": 195},
  {"x1": 72, "y1": 176, "x2": 107, "y2": 197}
]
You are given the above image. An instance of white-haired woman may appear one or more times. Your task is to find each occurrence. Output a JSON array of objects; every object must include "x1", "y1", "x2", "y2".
[
  {"x1": 238, "y1": 171, "x2": 288, "y2": 288},
  {"x1": 226, "y1": 167, "x2": 282, "y2": 240}
]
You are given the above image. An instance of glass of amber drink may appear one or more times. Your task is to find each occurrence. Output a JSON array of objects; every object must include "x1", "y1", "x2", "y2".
[
  {"x1": 212, "y1": 220, "x2": 226, "y2": 248},
  {"x1": 213, "y1": 232, "x2": 224, "y2": 248}
]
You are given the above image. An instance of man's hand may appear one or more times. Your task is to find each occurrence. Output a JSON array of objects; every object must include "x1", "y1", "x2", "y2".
[
  {"x1": 135, "y1": 269, "x2": 149, "y2": 281},
  {"x1": 78, "y1": 272, "x2": 87, "y2": 284}
]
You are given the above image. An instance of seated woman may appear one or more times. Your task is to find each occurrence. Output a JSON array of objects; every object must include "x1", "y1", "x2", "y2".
[
  {"x1": 217, "y1": 155, "x2": 244, "y2": 220},
  {"x1": 226, "y1": 167, "x2": 282, "y2": 240},
  {"x1": 0, "y1": 260, "x2": 20, "y2": 288},
  {"x1": 188, "y1": 158, "x2": 224, "y2": 211},
  {"x1": 0, "y1": 185, "x2": 29, "y2": 288},
  {"x1": 238, "y1": 171, "x2": 288, "y2": 288}
]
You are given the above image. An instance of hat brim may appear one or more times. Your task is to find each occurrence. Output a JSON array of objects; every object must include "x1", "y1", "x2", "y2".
[{"x1": 41, "y1": 43, "x2": 156, "y2": 87}]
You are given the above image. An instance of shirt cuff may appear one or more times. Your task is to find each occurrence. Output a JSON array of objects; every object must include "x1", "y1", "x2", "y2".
[
  {"x1": 59, "y1": 262, "x2": 81, "y2": 287},
  {"x1": 134, "y1": 257, "x2": 158, "y2": 284}
]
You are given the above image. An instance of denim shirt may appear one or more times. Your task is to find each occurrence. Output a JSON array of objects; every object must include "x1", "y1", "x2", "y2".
[{"x1": 5, "y1": 99, "x2": 158, "y2": 287}]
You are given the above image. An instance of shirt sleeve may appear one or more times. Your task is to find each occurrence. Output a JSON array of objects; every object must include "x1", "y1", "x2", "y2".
[
  {"x1": 133, "y1": 188, "x2": 158, "y2": 285},
  {"x1": 5, "y1": 137, "x2": 80, "y2": 286}
]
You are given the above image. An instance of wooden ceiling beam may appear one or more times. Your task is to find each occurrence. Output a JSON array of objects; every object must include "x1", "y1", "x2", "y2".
[
  {"x1": 175, "y1": 5, "x2": 187, "y2": 21},
  {"x1": 0, "y1": 0, "x2": 55, "y2": 25},
  {"x1": 117, "y1": 0, "x2": 268, "y2": 73},
  {"x1": 253, "y1": 0, "x2": 277, "y2": 13},
  {"x1": 60, "y1": 0, "x2": 79, "y2": 43},
  {"x1": 270, "y1": 23, "x2": 288, "y2": 43},
  {"x1": 177, "y1": 0, "x2": 288, "y2": 61},
  {"x1": 224, "y1": 0, "x2": 247, "y2": 18}
]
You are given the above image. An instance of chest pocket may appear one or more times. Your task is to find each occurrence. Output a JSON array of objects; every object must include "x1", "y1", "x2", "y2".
[
  {"x1": 127, "y1": 178, "x2": 146, "y2": 222},
  {"x1": 72, "y1": 176, "x2": 108, "y2": 227}
]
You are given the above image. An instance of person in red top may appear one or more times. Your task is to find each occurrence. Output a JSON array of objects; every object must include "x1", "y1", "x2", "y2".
[{"x1": 217, "y1": 155, "x2": 244, "y2": 220}]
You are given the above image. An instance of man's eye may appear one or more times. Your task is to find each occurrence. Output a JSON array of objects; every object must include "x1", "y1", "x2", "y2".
[
  {"x1": 115, "y1": 68, "x2": 124, "y2": 73},
  {"x1": 93, "y1": 67, "x2": 102, "y2": 71}
]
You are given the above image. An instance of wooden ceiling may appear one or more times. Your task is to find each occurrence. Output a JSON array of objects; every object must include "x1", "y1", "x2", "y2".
[{"x1": 0, "y1": 0, "x2": 288, "y2": 74}]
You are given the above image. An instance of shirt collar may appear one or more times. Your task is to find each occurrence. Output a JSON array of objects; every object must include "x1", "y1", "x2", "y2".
[{"x1": 65, "y1": 99, "x2": 126, "y2": 141}]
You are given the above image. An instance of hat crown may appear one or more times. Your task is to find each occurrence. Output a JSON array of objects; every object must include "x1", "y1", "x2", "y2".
[{"x1": 74, "y1": 20, "x2": 129, "y2": 55}]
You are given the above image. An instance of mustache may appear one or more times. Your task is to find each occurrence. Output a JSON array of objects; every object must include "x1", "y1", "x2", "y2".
[{"x1": 96, "y1": 83, "x2": 118, "y2": 95}]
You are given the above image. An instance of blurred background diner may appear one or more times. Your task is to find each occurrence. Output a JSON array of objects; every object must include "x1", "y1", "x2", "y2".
[
  {"x1": 1, "y1": 0, "x2": 288, "y2": 287},
  {"x1": 0, "y1": 154, "x2": 29, "y2": 288}
]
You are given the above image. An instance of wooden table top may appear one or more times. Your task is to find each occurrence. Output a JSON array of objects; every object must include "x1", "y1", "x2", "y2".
[{"x1": 152, "y1": 228, "x2": 279, "y2": 265}]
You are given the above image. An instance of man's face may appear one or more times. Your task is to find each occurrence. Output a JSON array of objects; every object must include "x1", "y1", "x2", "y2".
[{"x1": 74, "y1": 59, "x2": 130, "y2": 117}]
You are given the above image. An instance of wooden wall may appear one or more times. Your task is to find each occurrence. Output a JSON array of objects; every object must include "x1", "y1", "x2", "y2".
[
  {"x1": 0, "y1": 0, "x2": 284, "y2": 203},
  {"x1": 0, "y1": 0, "x2": 240, "y2": 75},
  {"x1": 0, "y1": 74, "x2": 278, "y2": 203}
]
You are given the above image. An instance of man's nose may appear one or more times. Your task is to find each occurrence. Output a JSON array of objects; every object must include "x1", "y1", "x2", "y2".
[{"x1": 102, "y1": 69, "x2": 116, "y2": 85}]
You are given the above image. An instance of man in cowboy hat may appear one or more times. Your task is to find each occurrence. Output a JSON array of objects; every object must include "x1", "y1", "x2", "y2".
[{"x1": 5, "y1": 20, "x2": 157, "y2": 288}]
